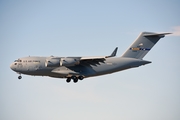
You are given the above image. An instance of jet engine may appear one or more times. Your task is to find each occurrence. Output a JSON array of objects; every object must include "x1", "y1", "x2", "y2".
[
  {"x1": 45, "y1": 58, "x2": 60, "y2": 67},
  {"x1": 45, "y1": 57, "x2": 79, "y2": 67},
  {"x1": 60, "y1": 58, "x2": 80, "y2": 66}
]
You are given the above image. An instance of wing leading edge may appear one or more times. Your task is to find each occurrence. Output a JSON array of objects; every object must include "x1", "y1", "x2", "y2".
[{"x1": 79, "y1": 47, "x2": 118, "y2": 66}]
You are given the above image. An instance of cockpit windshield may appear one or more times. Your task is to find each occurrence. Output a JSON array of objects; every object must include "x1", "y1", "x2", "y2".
[{"x1": 14, "y1": 59, "x2": 22, "y2": 62}]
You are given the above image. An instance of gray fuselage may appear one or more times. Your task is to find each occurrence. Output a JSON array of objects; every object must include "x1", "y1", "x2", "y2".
[
  {"x1": 10, "y1": 32, "x2": 170, "y2": 83},
  {"x1": 10, "y1": 56, "x2": 151, "y2": 79}
]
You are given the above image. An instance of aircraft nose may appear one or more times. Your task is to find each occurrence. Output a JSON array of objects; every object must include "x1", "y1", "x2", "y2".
[{"x1": 10, "y1": 63, "x2": 15, "y2": 71}]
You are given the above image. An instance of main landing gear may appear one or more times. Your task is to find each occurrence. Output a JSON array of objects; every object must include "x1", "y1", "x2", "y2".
[{"x1": 66, "y1": 76, "x2": 84, "y2": 83}]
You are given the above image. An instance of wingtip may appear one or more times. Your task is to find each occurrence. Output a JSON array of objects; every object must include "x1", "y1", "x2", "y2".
[{"x1": 106, "y1": 47, "x2": 118, "y2": 58}]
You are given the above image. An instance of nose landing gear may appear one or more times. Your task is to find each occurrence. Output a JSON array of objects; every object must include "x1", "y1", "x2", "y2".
[
  {"x1": 18, "y1": 75, "x2": 22, "y2": 79},
  {"x1": 18, "y1": 73, "x2": 22, "y2": 79}
]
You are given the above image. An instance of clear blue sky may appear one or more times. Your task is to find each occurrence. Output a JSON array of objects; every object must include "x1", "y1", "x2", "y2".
[{"x1": 0, "y1": 0, "x2": 180, "y2": 120}]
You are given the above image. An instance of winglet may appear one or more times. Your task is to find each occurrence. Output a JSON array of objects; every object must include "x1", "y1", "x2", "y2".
[{"x1": 106, "y1": 47, "x2": 118, "y2": 58}]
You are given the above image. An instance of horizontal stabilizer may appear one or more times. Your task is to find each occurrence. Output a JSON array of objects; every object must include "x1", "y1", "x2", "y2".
[{"x1": 143, "y1": 32, "x2": 172, "y2": 38}]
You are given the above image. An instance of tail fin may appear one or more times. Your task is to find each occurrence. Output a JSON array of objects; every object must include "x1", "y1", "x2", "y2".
[{"x1": 121, "y1": 32, "x2": 171, "y2": 59}]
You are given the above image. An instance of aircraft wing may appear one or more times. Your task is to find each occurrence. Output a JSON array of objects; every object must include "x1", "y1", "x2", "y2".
[
  {"x1": 80, "y1": 56, "x2": 105, "y2": 60},
  {"x1": 78, "y1": 47, "x2": 118, "y2": 66},
  {"x1": 79, "y1": 56, "x2": 106, "y2": 66},
  {"x1": 80, "y1": 47, "x2": 118, "y2": 60},
  {"x1": 52, "y1": 47, "x2": 117, "y2": 67}
]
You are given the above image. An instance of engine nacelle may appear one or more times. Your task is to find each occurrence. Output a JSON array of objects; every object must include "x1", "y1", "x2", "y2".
[
  {"x1": 45, "y1": 58, "x2": 60, "y2": 67},
  {"x1": 60, "y1": 58, "x2": 79, "y2": 67},
  {"x1": 45, "y1": 57, "x2": 79, "y2": 67}
]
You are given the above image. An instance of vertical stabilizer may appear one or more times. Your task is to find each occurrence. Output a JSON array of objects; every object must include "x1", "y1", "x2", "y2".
[{"x1": 121, "y1": 32, "x2": 171, "y2": 59}]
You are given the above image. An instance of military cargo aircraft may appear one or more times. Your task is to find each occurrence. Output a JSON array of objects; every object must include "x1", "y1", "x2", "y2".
[{"x1": 10, "y1": 32, "x2": 171, "y2": 83}]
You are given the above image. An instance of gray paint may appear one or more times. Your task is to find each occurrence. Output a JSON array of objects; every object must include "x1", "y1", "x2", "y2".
[{"x1": 10, "y1": 32, "x2": 171, "y2": 83}]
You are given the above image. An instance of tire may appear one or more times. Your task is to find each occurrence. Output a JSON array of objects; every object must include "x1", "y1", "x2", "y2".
[
  {"x1": 72, "y1": 76, "x2": 78, "y2": 83},
  {"x1": 66, "y1": 78, "x2": 71, "y2": 83},
  {"x1": 78, "y1": 76, "x2": 84, "y2": 80},
  {"x1": 18, "y1": 76, "x2": 22, "y2": 79}
]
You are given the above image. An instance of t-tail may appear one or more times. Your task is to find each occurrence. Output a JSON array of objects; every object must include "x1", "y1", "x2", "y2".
[{"x1": 121, "y1": 32, "x2": 171, "y2": 59}]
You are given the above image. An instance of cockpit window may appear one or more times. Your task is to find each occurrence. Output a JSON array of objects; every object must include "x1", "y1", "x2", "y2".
[{"x1": 14, "y1": 59, "x2": 22, "y2": 62}]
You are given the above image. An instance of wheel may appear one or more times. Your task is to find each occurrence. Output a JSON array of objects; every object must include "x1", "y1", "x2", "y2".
[
  {"x1": 78, "y1": 76, "x2": 84, "y2": 80},
  {"x1": 66, "y1": 78, "x2": 71, "y2": 83},
  {"x1": 72, "y1": 76, "x2": 78, "y2": 83},
  {"x1": 18, "y1": 76, "x2": 22, "y2": 79},
  {"x1": 73, "y1": 78, "x2": 78, "y2": 83}
]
